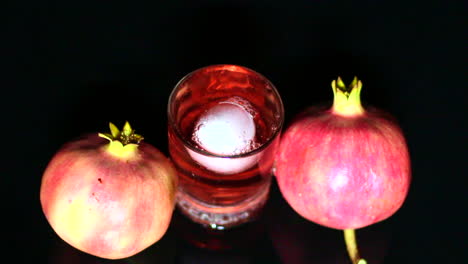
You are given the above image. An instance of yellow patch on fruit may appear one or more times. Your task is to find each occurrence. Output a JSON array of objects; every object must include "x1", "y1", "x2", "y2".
[{"x1": 48, "y1": 188, "x2": 99, "y2": 248}]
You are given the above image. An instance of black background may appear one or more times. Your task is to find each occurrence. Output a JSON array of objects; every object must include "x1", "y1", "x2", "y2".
[{"x1": 6, "y1": 1, "x2": 466, "y2": 264}]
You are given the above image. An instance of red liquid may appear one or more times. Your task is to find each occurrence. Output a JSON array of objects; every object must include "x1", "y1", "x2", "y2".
[{"x1": 168, "y1": 65, "x2": 283, "y2": 229}]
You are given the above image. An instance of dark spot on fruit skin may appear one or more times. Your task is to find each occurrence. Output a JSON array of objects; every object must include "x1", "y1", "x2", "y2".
[
  {"x1": 92, "y1": 192, "x2": 99, "y2": 202},
  {"x1": 98, "y1": 178, "x2": 102, "y2": 183}
]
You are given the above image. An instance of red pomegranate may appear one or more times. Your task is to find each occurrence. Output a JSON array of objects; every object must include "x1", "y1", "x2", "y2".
[
  {"x1": 40, "y1": 122, "x2": 177, "y2": 259},
  {"x1": 275, "y1": 77, "x2": 411, "y2": 263}
]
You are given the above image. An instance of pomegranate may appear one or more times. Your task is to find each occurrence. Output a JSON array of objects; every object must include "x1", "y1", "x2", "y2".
[
  {"x1": 40, "y1": 122, "x2": 178, "y2": 259},
  {"x1": 275, "y1": 77, "x2": 411, "y2": 264}
]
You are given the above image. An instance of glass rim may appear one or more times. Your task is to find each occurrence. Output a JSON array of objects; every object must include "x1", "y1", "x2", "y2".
[{"x1": 167, "y1": 64, "x2": 284, "y2": 159}]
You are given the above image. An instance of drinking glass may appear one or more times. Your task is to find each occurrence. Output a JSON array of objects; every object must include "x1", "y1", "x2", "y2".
[{"x1": 167, "y1": 64, "x2": 284, "y2": 230}]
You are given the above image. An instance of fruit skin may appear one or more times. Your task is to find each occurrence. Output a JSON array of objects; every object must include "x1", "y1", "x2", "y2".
[
  {"x1": 275, "y1": 80, "x2": 411, "y2": 230},
  {"x1": 40, "y1": 133, "x2": 177, "y2": 259}
]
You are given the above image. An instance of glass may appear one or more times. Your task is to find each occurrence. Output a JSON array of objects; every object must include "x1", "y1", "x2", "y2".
[{"x1": 168, "y1": 64, "x2": 284, "y2": 230}]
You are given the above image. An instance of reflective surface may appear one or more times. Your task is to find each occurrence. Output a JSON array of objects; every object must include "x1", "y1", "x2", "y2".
[
  {"x1": 7, "y1": 1, "x2": 463, "y2": 263},
  {"x1": 30, "y1": 182, "x2": 392, "y2": 264}
]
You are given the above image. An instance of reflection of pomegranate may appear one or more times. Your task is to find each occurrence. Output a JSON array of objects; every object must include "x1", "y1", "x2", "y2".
[
  {"x1": 40, "y1": 122, "x2": 177, "y2": 259},
  {"x1": 275, "y1": 78, "x2": 411, "y2": 263},
  {"x1": 50, "y1": 239, "x2": 128, "y2": 264}
]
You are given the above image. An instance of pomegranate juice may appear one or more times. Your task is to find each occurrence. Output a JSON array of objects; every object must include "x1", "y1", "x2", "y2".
[{"x1": 168, "y1": 65, "x2": 283, "y2": 229}]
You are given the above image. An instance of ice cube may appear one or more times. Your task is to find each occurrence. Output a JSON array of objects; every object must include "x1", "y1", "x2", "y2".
[
  {"x1": 187, "y1": 98, "x2": 261, "y2": 174},
  {"x1": 193, "y1": 101, "x2": 256, "y2": 155}
]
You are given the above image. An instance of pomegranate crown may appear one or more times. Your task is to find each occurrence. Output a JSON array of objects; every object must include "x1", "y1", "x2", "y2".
[
  {"x1": 99, "y1": 121, "x2": 143, "y2": 145},
  {"x1": 331, "y1": 76, "x2": 364, "y2": 117},
  {"x1": 98, "y1": 121, "x2": 144, "y2": 158}
]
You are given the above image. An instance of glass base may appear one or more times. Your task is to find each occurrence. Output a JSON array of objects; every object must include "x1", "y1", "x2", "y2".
[{"x1": 176, "y1": 185, "x2": 270, "y2": 230}]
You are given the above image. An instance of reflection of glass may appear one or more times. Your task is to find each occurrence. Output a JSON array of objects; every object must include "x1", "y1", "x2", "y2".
[
  {"x1": 172, "y1": 210, "x2": 268, "y2": 251},
  {"x1": 50, "y1": 233, "x2": 176, "y2": 264},
  {"x1": 168, "y1": 64, "x2": 284, "y2": 229}
]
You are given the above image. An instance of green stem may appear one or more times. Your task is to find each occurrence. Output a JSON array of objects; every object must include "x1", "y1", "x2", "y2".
[{"x1": 344, "y1": 229, "x2": 367, "y2": 264}]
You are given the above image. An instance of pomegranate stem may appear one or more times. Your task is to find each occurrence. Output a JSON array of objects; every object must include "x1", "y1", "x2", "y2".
[{"x1": 343, "y1": 229, "x2": 367, "y2": 264}]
